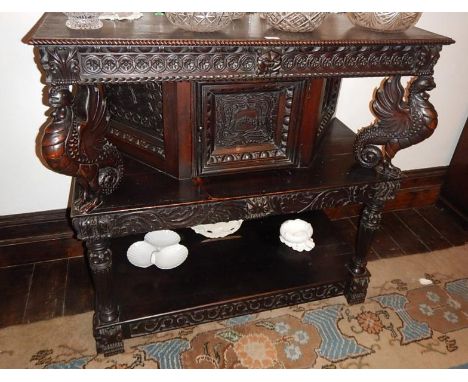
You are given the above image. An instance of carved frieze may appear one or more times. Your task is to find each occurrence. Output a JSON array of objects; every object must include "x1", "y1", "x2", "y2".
[
  {"x1": 49, "y1": 44, "x2": 444, "y2": 83},
  {"x1": 128, "y1": 282, "x2": 346, "y2": 336},
  {"x1": 73, "y1": 181, "x2": 399, "y2": 240}
]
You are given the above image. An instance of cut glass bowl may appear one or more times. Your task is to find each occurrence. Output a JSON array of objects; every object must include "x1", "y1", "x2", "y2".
[
  {"x1": 264, "y1": 12, "x2": 328, "y2": 32},
  {"x1": 347, "y1": 12, "x2": 422, "y2": 32},
  {"x1": 165, "y1": 12, "x2": 236, "y2": 32}
]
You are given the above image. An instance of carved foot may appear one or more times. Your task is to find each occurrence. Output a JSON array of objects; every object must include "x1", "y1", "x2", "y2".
[
  {"x1": 345, "y1": 268, "x2": 370, "y2": 305},
  {"x1": 94, "y1": 318, "x2": 124, "y2": 356},
  {"x1": 74, "y1": 193, "x2": 102, "y2": 213}
]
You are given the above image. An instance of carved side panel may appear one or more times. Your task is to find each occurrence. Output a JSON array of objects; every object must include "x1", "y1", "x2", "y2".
[
  {"x1": 196, "y1": 81, "x2": 302, "y2": 176},
  {"x1": 317, "y1": 77, "x2": 341, "y2": 141},
  {"x1": 106, "y1": 82, "x2": 165, "y2": 158}
]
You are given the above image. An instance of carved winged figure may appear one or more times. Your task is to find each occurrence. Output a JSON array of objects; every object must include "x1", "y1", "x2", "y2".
[
  {"x1": 41, "y1": 85, "x2": 123, "y2": 212},
  {"x1": 354, "y1": 75, "x2": 438, "y2": 179}
]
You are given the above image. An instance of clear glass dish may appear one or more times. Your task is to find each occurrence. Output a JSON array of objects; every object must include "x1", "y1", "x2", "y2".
[
  {"x1": 264, "y1": 12, "x2": 328, "y2": 33},
  {"x1": 64, "y1": 12, "x2": 103, "y2": 30},
  {"x1": 347, "y1": 12, "x2": 422, "y2": 33},
  {"x1": 165, "y1": 12, "x2": 236, "y2": 32}
]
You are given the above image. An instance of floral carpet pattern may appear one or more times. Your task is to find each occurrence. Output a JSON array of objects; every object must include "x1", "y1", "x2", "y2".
[{"x1": 0, "y1": 244, "x2": 467, "y2": 368}]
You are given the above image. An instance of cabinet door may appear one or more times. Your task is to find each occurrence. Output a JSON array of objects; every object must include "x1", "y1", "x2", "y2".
[{"x1": 195, "y1": 80, "x2": 305, "y2": 176}]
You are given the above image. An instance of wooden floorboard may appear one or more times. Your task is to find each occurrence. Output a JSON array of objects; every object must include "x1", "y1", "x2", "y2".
[
  {"x1": 380, "y1": 212, "x2": 429, "y2": 255},
  {"x1": 64, "y1": 257, "x2": 94, "y2": 316},
  {"x1": 394, "y1": 209, "x2": 453, "y2": 252},
  {"x1": 0, "y1": 264, "x2": 34, "y2": 328},
  {"x1": 23, "y1": 260, "x2": 68, "y2": 324},
  {"x1": 416, "y1": 205, "x2": 468, "y2": 247}
]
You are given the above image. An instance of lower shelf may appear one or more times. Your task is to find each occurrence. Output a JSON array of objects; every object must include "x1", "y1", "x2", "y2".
[{"x1": 106, "y1": 210, "x2": 356, "y2": 338}]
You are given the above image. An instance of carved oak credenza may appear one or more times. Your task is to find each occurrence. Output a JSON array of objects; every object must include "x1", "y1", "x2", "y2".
[{"x1": 25, "y1": 13, "x2": 453, "y2": 356}]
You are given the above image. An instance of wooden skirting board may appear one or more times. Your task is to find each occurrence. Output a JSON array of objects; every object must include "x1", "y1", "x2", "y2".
[{"x1": 0, "y1": 166, "x2": 447, "y2": 268}]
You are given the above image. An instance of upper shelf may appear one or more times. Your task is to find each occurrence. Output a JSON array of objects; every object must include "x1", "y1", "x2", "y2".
[{"x1": 25, "y1": 13, "x2": 454, "y2": 47}]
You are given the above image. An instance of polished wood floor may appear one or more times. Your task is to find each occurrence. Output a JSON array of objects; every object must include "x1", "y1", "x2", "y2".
[{"x1": 0, "y1": 204, "x2": 466, "y2": 329}]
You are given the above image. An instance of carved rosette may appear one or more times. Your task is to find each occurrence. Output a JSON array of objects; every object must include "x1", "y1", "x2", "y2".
[{"x1": 354, "y1": 75, "x2": 438, "y2": 179}]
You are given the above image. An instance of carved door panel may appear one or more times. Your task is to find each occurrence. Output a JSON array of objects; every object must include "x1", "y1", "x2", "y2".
[{"x1": 195, "y1": 81, "x2": 305, "y2": 176}]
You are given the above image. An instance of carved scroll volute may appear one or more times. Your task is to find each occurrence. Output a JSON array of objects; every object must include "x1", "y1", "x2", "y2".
[
  {"x1": 354, "y1": 75, "x2": 438, "y2": 179},
  {"x1": 41, "y1": 84, "x2": 123, "y2": 213}
]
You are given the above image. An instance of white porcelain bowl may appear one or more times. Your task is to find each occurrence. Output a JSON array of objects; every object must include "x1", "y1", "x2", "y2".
[
  {"x1": 144, "y1": 230, "x2": 180, "y2": 250},
  {"x1": 279, "y1": 219, "x2": 315, "y2": 252},
  {"x1": 152, "y1": 244, "x2": 189, "y2": 270},
  {"x1": 191, "y1": 220, "x2": 243, "y2": 238},
  {"x1": 127, "y1": 241, "x2": 157, "y2": 268}
]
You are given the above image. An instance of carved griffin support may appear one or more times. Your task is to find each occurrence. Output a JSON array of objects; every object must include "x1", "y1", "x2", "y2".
[
  {"x1": 354, "y1": 75, "x2": 438, "y2": 179},
  {"x1": 41, "y1": 84, "x2": 123, "y2": 212}
]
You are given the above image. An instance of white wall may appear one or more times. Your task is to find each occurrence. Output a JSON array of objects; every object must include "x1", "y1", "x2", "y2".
[{"x1": 0, "y1": 12, "x2": 467, "y2": 216}]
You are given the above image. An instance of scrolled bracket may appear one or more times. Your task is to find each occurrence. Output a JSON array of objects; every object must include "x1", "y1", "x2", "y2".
[
  {"x1": 354, "y1": 75, "x2": 438, "y2": 179},
  {"x1": 40, "y1": 83, "x2": 123, "y2": 213}
]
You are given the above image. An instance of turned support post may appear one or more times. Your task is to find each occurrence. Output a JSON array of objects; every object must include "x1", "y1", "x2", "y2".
[
  {"x1": 85, "y1": 238, "x2": 124, "y2": 356},
  {"x1": 86, "y1": 239, "x2": 118, "y2": 324}
]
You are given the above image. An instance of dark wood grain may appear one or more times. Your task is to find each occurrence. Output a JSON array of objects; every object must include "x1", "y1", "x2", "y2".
[
  {"x1": 23, "y1": 260, "x2": 68, "y2": 323},
  {"x1": 64, "y1": 257, "x2": 94, "y2": 316},
  {"x1": 394, "y1": 209, "x2": 452, "y2": 251},
  {"x1": 25, "y1": 13, "x2": 453, "y2": 46},
  {"x1": 330, "y1": 218, "x2": 379, "y2": 261},
  {"x1": 0, "y1": 239, "x2": 84, "y2": 268},
  {"x1": 380, "y1": 212, "x2": 429, "y2": 255},
  {"x1": 0, "y1": 264, "x2": 34, "y2": 328},
  {"x1": 111, "y1": 210, "x2": 352, "y2": 323},
  {"x1": 416, "y1": 205, "x2": 467, "y2": 247}
]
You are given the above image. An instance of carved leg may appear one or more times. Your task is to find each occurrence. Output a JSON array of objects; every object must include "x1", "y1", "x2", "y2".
[
  {"x1": 86, "y1": 239, "x2": 124, "y2": 356},
  {"x1": 345, "y1": 200, "x2": 383, "y2": 305},
  {"x1": 354, "y1": 75, "x2": 438, "y2": 179}
]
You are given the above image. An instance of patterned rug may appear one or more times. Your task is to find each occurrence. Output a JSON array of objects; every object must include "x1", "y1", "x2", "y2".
[{"x1": 0, "y1": 245, "x2": 467, "y2": 369}]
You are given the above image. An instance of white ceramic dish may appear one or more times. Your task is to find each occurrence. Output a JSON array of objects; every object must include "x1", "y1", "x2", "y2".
[
  {"x1": 144, "y1": 230, "x2": 180, "y2": 250},
  {"x1": 279, "y1": 219, "x2": 315, "y2": 252},
  {"x1": 191, "y1": 220, "x2": 243, "y2": 238},
  {"x1": 126, "y1": 241, "x2": 157, "y2": 268},
  {"x1": 152, "y1": 244, "x2": 189, "y2": 270}
]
